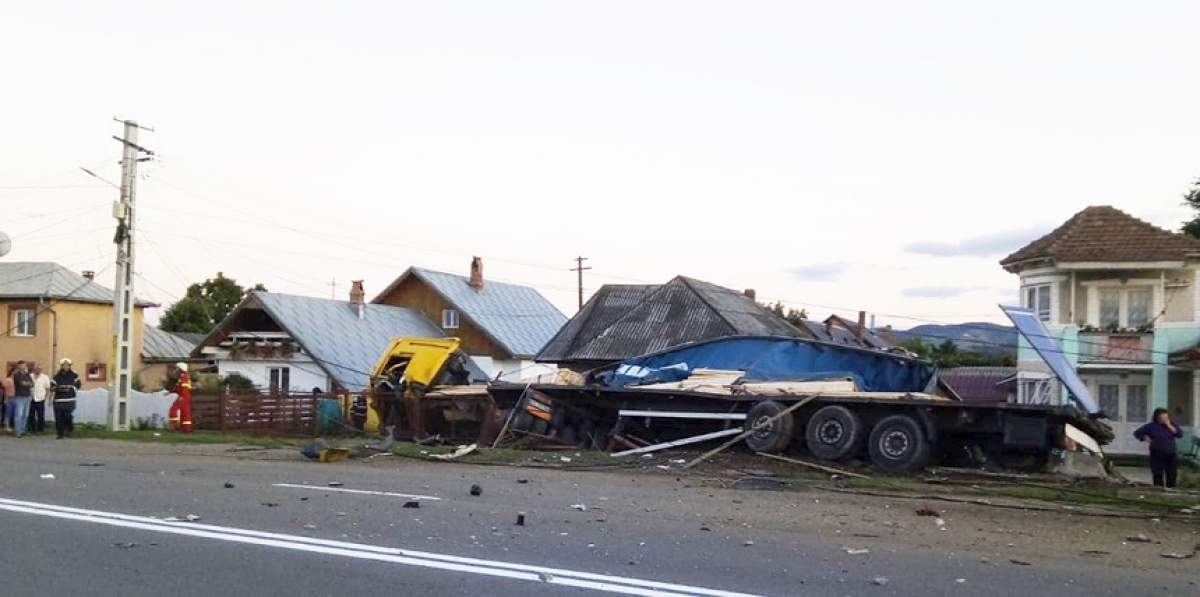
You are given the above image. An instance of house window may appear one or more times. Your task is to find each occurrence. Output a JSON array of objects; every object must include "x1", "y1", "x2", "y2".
[
  {"x1": 1125, "y1": 384, "x2": 1149, "y2": 423},
  {"x1": 10, "y1": 307, "x2": 36, "y2": 337},
  {"x1": 1022, "y1": 284, "x2": 1051, "y2": 322},
  {"x1": 1097, "y1": 286, "x2": 1154, "y2": 329},
  {"x1": 441, "y1": 309, "x2": 460, "y2": 329},
  {"x1": 85, "y1": 362, "x2": 107, "y2": 382},
  {"x1": 1098, "y1": 384, "x2": 1120, "y2": 420},
  {"x1": 268, "y1": 367, "x2": 290, "y2": 395}
]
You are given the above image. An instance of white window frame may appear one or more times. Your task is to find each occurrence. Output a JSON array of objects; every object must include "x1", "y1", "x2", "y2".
[
  {"x1": 268, "y1": 367, "x2": 291, "y2": 394},
  {"x1": 1093, "y1": 284, "x2": 1155, "y2": 329},
  {"x1": 1090, "y1": 377, "x2": 1150, "y2": 423},
  {"x1": 1021, "y1": 284, "x2": 1052, "y2": 323},
  {"x1": 441, "y1": 309, "x2": 460, "y2": 329},
  {"x1": 11, "y1": 308, "x2": 35, "y2": 337}
]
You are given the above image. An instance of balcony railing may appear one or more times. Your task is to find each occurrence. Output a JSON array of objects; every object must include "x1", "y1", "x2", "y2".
[{"x1": 1077, "y1": 332, "x2": 1153, "y2": 364}]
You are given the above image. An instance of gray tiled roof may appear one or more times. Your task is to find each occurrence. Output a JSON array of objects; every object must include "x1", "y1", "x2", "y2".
[
  {"x1": 0, "y1": 262, "x2": 154, "y2": 305},
  {"x1": 536, "y1": 284, "x2": 657, "y2": 361},
  {"x1": 544, "y1": 276, "x2": 807, "y2": 363},
  {"x1": 251, "y1": 291, "x2": 445, "y2": 391},
  {"x1": 142, "y1": 326, "x2": 202, "y2": 361},
  {"x1": 405, "y1": 268, "x2": 567, "y2": 358}
]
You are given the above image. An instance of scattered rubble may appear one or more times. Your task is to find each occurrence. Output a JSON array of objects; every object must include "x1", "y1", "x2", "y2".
[
  {"x1": 39, "y1": 474, "x2": 55, "y2": 480},
  {"x1": 403, "y1": 501, "x2": 421, "y2": 509},
  {"x1": 844, "y1": 548, "x2": 870, "y2": 556},
  {"x1": 515, "y1": 513, "x2": 526, "y2": 526},
  {"x1": 469, "y1": 484, "x2": 482, "y2": 496},
  {"x1": 1126, "y1": 534, "x2": 1153, "y2": 543},
  {"x1": 223, "y1": 482, "x2": 235, "y2": 489},
  {"x1": 871, "y1": 577, "x2": 888, "y2": 586}
]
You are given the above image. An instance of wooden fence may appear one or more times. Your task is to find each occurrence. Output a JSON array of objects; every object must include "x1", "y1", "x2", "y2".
[{"x1": 191, "y1": 392, "x2": 326, "y2": 435}]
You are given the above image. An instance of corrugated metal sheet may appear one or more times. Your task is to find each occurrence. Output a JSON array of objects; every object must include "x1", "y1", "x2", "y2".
[
  {"x1": 939, "y1": 367, "x2": 1017, "y2": 403},
  {"x1": 142, "y1": 326, "x2": 201, "y2": 361},
  {"x1": 536, "y1": 284, "x2": 656, "y2": 361},
  {"x1": 410, "y1": 268, "x2": 567, "y2": 358},
  {"x1": 252, "y1": 291, "x2": 445, "y2": 392},
  {"x1": 560, "y1": 276, "x2": 807, "y2": 362},
  {"x1": 0, "y1": 262, "x2": 153, "y2": 305}
]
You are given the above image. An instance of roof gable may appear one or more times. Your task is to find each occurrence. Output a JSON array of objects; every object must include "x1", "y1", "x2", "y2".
[
  {"x1": 199, "y1": 291, "x2": 444, "y2": 392},
  {"x1": 553, "y1": 276, "x2": 805, "y2": 362},
  {"x1": 535, "y1": 284, "x2": 657, "y2": 361},
  {"x1": 142, "y1": 326, "x2": 202, "y2": 361},
  {"x1": 375, "y1": 267, "x2": 566, "y2": 358},
  {"x1": 0, "y1": 262, "x2": 155, "y2": 306},
  {"x1": 1001, "y1": 206, "x2": 1200, "y2": 270}
]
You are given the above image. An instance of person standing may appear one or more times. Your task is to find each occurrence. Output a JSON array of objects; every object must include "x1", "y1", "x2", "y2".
[
  {"x1": 50, "y1": 358, "x2": 81, "y2": 439},
  {"x1": 1134, "y1": 408, "x2": 1185, "y2": 488},
  {"x1": 167, "y1": 363, "x2": 193, "y2": 433},
  {"x1": 2, "y1": 365, "x2": 15, "y2": 433},
  {"x1": 30, "y1": 364, "x2": 50, "y2": 434},
  {"x1": 10, "y1": 361, "x2": 33, "y2": 438}
]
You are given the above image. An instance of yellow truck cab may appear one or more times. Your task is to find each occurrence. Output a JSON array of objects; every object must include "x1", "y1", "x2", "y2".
[{"x1": 370, "y1": 337, "x2": 469, "y2": 394}]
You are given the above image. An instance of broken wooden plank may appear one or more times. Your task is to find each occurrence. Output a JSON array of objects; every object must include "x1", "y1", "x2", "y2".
[
  {"x1": 610, "y1": 428, "x2": 743, "y2": 457},
  {"x1": 682, "y1": 395, "x2": 817, "y2": 469},
  {"x1": 756, "y1": 451, "x2": 870, "y2": 479}
]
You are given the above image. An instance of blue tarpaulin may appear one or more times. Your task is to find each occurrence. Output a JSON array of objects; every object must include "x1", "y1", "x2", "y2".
[{"x1": 596, "y1": 336, "x2": 937, "y2": 393}]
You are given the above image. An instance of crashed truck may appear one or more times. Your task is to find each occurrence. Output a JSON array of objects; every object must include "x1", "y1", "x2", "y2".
[{"x1": 486, "y1": 306, "x2": 1114, "y2": 473}]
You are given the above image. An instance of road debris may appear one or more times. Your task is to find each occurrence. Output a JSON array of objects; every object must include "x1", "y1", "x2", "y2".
[
  {"x1": 742, "y1": 540, "x2": 754, "y2": 547},
  {"x1": 327, "y1": 481, "x2": 344, "y2": 487},
  {"x1": 78, "y1": 462, "x2": 105, "y2": 467},
  {"x1": 1160, "y1": 552, "x2": 1195, "y2": 560},
  {"x1": 871, "y1": 577, "x2": 888, "y2": 586},
  {"x1": 515, "y1": 513, "x2": 526, "y2": 526},
  {"x1": 430, "y1": 444, "x2": 477, "y2": 461},
  {"x1": 112, "y1": 542, "x2": 140, "y2": 549},
  {"x1": 845, "y1": 548, "x2": 870, "y2": 556},
  {"x1": 571, "y1": 504, "x2": 587, "y2": 511},
  {"x1": 223, "y1": 482, "x2": 235, "y2": 489},
  {"x1": 1009, "y1": 559, "x2": 1032, "y2": 566},
  {"x1": 403, "y1": 501, "x2": 421, "y2": 509},
  {"x1": 1081, "y1": 550, "x2": 1109, "y2": 556},
  {"x1": 260, "y1": 502, "x2": 280, "y2": 508},
  {"x1": 516, "y1": 479, "x2": 529, "y2": 484},
  {"x1": 915, "y1": 507, "x2": 939, "y2": 517},
  {"x1": 39, "y1": 474, "x2": 55, "y2": 480},
  {"x1": 1126, "y1": 533, "x2": 1152, "y2": 543},
  {"x1": 469, "y1": 484, "x2": 482, "y2": 496}
]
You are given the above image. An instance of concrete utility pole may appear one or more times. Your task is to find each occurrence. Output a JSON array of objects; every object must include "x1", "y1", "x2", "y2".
[
  {"x1": 109, "y1": 118, "x2": 154, "y2": 432},
  {"x1": 570, "y1": 256, "x2": 591, "y2": 311}
]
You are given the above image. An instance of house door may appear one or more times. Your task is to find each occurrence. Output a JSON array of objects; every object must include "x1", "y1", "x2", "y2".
[{"x1": 1096, "y1": 381, "x2": 1150, "y2": 454}]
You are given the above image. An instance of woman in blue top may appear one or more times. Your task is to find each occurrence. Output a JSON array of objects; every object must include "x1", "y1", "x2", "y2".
[{"x1": 1133, "y1": 408, "x2": 1184, "y2": 488}]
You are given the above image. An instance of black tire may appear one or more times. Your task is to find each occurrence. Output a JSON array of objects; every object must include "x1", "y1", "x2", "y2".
[
  {"x1": 743, "y1": 400, "x2": 795, "y2": 453},
  {"x1": 550, "y1": 406, "x2": 568, "y2": 430},
  {"x1": 511, "y1": 410, "x2": 534, "y2": 433},
  {"x1": 867, "y1": 414, "x2": 930, "y2": 473},
  {"x1": 804, "y1": 405, "x2": 865, "y2": 461},
  {"x1": 530, "y1": 418, "x2": 549, "y2": 436}
]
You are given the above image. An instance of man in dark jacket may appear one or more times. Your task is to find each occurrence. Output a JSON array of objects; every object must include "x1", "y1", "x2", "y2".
[
  {"x1": 50, "y1": 358, "x2": 81, "y2": 439},
  {"x1": 1133, "y1": 408, "x2": 1185, "y2": 488}
]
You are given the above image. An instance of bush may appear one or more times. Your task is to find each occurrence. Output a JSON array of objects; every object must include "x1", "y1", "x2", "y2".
[{"x1": 221, "y1": 372, "x2": 258, "y2": 394}]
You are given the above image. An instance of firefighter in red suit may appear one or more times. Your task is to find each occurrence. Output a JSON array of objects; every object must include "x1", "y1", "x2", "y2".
[{"x1": 169, "y1": 362, "x2": 193, "y2": 433}]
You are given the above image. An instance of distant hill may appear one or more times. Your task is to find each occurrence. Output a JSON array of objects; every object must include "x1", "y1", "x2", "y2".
[{"x1": 894, "y1": 322, "x2": 1017, "y2": 356}]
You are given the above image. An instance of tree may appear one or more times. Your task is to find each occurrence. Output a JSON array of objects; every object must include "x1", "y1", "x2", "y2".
[
  {"x1": 160, "y1": 273, "x2": 266, "y2": 334},
  {"x1": 761, "y1": 301, "x2": 808, "y2": 328},
  {"x1": 1183, "y1": 178, "x2": 1200, "y2": 239}
]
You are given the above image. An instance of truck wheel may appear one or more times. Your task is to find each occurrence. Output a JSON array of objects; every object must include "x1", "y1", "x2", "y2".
[
  {"x1": 744, "y1": 400, "x2": 795, "y2": 453},
  {"x1": 867, "y1": 414, "x2": 930, "y2": 473},
  {"x1": 805, "y1": 405, "x2": 865, "y2": 461},
  {"x1": 530, "y1": 418, "x2": 549, "y2": 436},
  {"x1": 511, "y1": 410, "x2": 533, "y2": 433}
]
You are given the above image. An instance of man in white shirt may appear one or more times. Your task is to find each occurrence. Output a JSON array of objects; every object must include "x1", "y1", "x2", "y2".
[{"x1": 30, "y1": 365, "x2": 51, "y2": 434}]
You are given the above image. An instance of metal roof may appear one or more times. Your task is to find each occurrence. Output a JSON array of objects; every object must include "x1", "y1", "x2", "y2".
[
  {"x1": 938, "y1": 367, "x2": 1017, "y2": 403},
  {"x1": 248, "y1": 291, "x2": 446, "y2": 392},
  {"x1": 543, "y1": 276, "x2": 807, "y2": 363},
  {"x1": 806, "y1": 316, "x2": 891, "y2": 350},
  {"x1": 536, "y1": 284, "x2": 657, "y2": 361},
  {"x1": 0, "y1": 262, "x2": 155, "y2": 306},
  {"x1": 142, "y1": 326, "x2": 205, "y2": 361},
  {"x1": 385, "y1": 268, "x2": 567, "y2": 358}
]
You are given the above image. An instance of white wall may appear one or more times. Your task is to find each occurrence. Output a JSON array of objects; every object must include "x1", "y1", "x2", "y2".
[
  {"x1": 216, "y1": 357, "x2": 329, "y2": 393},
  {"x1": 49, "y1": 388, "x2": 177, "y2": 428},
  {"x1": 495, "y1": 359, "x2": 556, "y2": 382}
]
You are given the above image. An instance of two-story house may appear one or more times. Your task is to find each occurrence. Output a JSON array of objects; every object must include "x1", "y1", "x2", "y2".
[
  {"x1": 372, "y1": 258, "x2": 567, "y2": 381},
  {"x1": 0, "y1": 262, "x2": 154, "y2": 389},
  {"x1": 1001, "y1": 206, "x2": 1200, "y2": 454}
]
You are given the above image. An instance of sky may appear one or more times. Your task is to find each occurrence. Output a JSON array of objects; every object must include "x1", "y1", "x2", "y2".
[{"x1": 2, "y1": 1, "x2": 1199, "y2": 329}]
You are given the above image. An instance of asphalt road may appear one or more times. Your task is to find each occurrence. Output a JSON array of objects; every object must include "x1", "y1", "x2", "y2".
[{"x1": 0, "y1": 437, "x2": 1195, "y2": 597}]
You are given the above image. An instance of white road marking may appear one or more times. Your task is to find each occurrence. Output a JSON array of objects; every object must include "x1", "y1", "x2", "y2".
[
  {"x1": 0, "y1": 496, "x2": 760, "y2": 597},
  {"x1": 271, "y1": 483, "x2": 442, "y2": 501}
]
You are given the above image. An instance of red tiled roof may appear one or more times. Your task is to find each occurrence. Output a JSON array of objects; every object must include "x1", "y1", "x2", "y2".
[{"x1": 1000, "y1": 206, "x2": 1200, "y2": 271}]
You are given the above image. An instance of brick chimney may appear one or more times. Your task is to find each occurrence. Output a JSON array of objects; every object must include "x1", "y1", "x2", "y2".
[
  {"x1": 82, "y1": 270, "x2": 95, "y2": 281},
  {"x1": 469, "y1": 257, "x2": 484, "y2": 290},
  {"x1": 349, "y1": 280, "x2": 365, "y2": 319},
  {"x1": 743, "y1": 288, "x2": 756, "y2": 301},
  {"x1": 856, "y1": 311, "x2": 866, "y2": 342}
]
